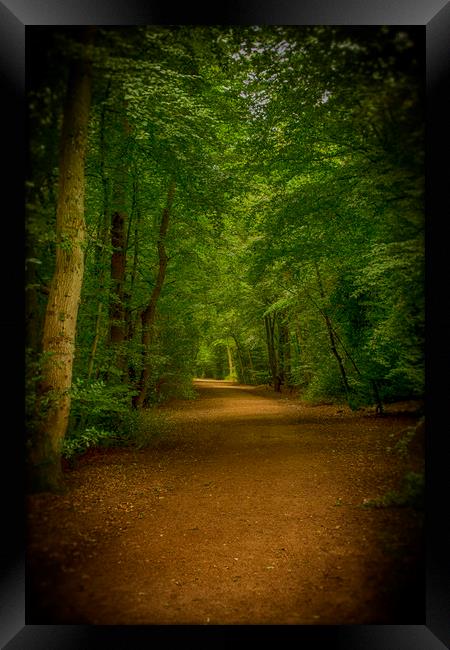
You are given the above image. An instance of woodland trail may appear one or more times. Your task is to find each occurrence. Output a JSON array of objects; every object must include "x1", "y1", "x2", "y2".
[{"x1": 27, "y1": 380, "x2": 424, "y2": 625}]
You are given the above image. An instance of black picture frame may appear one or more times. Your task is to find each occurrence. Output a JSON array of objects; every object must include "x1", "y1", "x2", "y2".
[{"x1": 2, "y1": 0, "x2": 449, "y2": 648}]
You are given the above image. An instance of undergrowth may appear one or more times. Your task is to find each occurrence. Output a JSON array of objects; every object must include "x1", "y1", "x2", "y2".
[
  {"x1": 62, "y1": 406, "x2": 173, "y2": 460},
  {"x1": 363, "y1": 471, "x2": 425, "y2": 510}
]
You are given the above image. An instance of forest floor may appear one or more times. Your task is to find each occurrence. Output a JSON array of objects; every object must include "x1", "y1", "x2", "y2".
[{"x1": 26, "y1": 379, "x2": 425, "y2": 625}]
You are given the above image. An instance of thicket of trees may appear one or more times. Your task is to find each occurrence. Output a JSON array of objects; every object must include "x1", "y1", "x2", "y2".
[{"x1": 26, "y1": 26, "x2": 424, "y2": 491}]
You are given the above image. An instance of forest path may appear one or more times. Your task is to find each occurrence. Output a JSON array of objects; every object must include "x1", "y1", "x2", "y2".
[{"x1": 27, "y1": 380, "x2": 424, "y2": 625}]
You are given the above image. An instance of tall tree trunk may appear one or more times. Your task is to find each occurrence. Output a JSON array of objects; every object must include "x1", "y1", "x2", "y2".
[
  {"x1": 87, "y1": 80, "x2": 111, "y2": 380},
  {"x1": 314, "y1": 261, "x2": 350, "y2": 395},
  {"x1": 87, "y1": 302, "x2": 103, "y2": 380},
  {"x1": 281, "y1": 321, "x2": 291, "y2": 388},
  {"x1": 232, "y1": 334, "x2": 246, "y2": 383},
  {"x1": 28, "y1": 28, "x2": 94, "y2": 492},
  {"x1": 108, "y1": 118, "x2": 132, "y2": 368},
  {"x1": 330, "y1": 324, "x2": 384, "y2": 413},
  {"x1": 247, "y1": 349, "x2": 255, "y2": 382},
  {"x1": 106, "y1": 115, "x2": 133, "y2": 379},
  {"x1": 265, "y1": 312, "x2": 281, "y2": 392},
  {"x1": 109, "y1": 210, "x2": 127, "y2": 348},
  {"x1": 276, "y1": 317, "x2": 286, "y2": 390},
  {"x1": 125, "y1": 179, "x2": 140, "y2": 352},
  {"x1": 226, "y1": 342, "x2": 235, "y2": 379},
  {"x1": 133, "y1": 180, "x2": 175, "y2": 409},
  {"x1": 371, "y1": 380, "x2": 384, "y2": 415}
]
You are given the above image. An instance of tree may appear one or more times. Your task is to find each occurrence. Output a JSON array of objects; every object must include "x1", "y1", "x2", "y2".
[
  {"x1": 25, "y1": 26, "x2": 424, "y2": 489},
  {"x1": 27, "y1": 28, "x2": 94, "y2": 491},
  {"x1": 133, "y1": 179, "x2": 175, "y2": 408}
]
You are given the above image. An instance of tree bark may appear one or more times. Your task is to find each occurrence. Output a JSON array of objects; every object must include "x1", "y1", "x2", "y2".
[
  {"x1": 108, "y1": 118, "x2": 132, "y2": 365},
  {"x1": 265, "y1": 312, "x2": 281, "y2": 392},
  {"x1": 371, "y1": 380, "x2": 384, "y2": 415},
  {"x1": 247, "y1": 349, "x2": 255, "y2": 382},
  {"x1": 226, "y1": 342, "x2": 235, "y2": 379},
  {"x1": 125, "y1": 179, "x2": 140, "y2": 348},
  {"x1": 276, "y1": 317, "x2": 287, "y2": 390},
  {"x1": 281, "y1": 321, "x2": 291, "y2": 388},
  {"x1": 314, "y1": 262, "x2": 350, "y2": 395},
  {"x1": 87, "y1": 80, "x2": 111, "y2": 380},
  {"x1": 232, "y1": 334, "x2": 246, "y2": 383},
  {"x1": 87, "y1": 302, "x2": 103, "y2": 380},
  {"x1": 109, "y1": 210, "x2": 127, "y2": 347},
  {"x1": 28, "y1": 28, "x2": 94, "y2": 492},
  {"x1": 329, "y1": 324, "x2": 384, "y2": 413},
  {"x1": 133, "y1": 180, "x2": 175, "y2": 409}
]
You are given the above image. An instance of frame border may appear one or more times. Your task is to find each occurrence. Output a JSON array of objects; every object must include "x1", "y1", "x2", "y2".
[{"x1": 2, "y1": 1, "x2": 449, "y2": 648}]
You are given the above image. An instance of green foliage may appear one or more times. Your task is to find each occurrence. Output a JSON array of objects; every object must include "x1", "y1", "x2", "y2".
[
  {"x1": 120, "y1": 409, "x2": 173, "y2": 449},
  {"x1": 25, "y1": 350, "x2": 66, "y2": 426},
  {"x1": 389, "y1": 418, "x2": 425, "y2": 459},
  {"x1": 25, "y1": 349, "x2": 43, "y2": 423},
  {"x1": 63, "y1": 394, "x2": 173, "y2": 458},
  {"x1": 302, "y1": 360, "x2": 346, "y2": 404},
  {"x1": 363, "y1": 471, "x2": 425, "y2": 510},
  {"x1": 153, "y1": 371, "x2": 198, "y2": 403},
  {"x1": 62, "y1": 426, "x2": 112, "y2": 460},
  {"x1": 69, "y1": 379, "x2": 138, "y2": 440},
  {"x1": 27, "y1": 25, "x2": 424, "y2": 466},
  {"x1": 393, "y1": 428, "x2": 417, "y2": 459}
]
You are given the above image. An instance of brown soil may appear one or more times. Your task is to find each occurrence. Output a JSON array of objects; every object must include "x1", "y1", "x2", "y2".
[{"x1": 26, "y1": 379, "x2": 425, "y2": 625}]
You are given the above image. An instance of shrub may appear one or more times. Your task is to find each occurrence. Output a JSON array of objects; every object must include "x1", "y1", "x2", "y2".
[
  {"x1": 62, "y1": 426, "x2": 112, "y2": 460},
  {"x1": 151, "y1": 372, "x2": 198, "y2": 403},
  {"x1": 363, "y1": 471, "x2": 424, "y2": 510},
  {"x1": 64, "y1": 379, "x2": 139, "y2": 457},
  {"x1": 302, "y1": 368, "x2": 346, "y2": 404},
  {"x1": 123, "y1": 408, "x2": 173, "y2": 449},
  {"x1": 69, "y1": 378, "x2": 136, "y2": 433},
  {"x1": 63, "y1": 378, "x2": 175, "y2": 458}
]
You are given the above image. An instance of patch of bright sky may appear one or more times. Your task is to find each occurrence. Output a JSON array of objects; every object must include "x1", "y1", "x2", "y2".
[
  {"x1": 230, "y1": 34, "x2": 326, "y2": 118},
  {"x1": 231, "y1": 36, "x2": 297, "y2": 62}
]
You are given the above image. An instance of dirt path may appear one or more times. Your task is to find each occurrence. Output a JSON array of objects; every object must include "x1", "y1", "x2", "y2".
[{"x1": 27, "y1": 380, "x2": 424, "y2": 625}]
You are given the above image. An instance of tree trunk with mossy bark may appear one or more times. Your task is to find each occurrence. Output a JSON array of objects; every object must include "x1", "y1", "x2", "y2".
[{"x1": 27, "y1": 29, "x2": 94, "y2": 493}]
